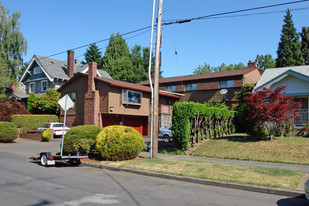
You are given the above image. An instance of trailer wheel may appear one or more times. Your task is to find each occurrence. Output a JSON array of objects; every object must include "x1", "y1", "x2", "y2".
[
  {"x1": 40, "y1": 154, "x2": 48, "y2": 166},
  {"x1": 68, "y1": 159, "x2": 81, "y2": 166}
]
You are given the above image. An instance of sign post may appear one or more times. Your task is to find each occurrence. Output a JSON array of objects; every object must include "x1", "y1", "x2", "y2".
[{"x1": 58, "y1": 94, "x2": 74, "y2": 156}]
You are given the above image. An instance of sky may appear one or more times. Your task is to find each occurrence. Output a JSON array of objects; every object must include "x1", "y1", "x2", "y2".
[{"x1": 2, "y1": 0, "x2": 309, "y2": 78}]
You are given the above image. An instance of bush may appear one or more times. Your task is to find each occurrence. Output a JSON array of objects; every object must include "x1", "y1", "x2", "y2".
[
  {"x1": 42, "y1": 129, "x2": 51, "y2": 142},
  {"x1": 0, "y1": 98, "x2": 29, "y2": 121},
  {"x1": 63, "y1": 125, "x2": 102, "y2": 155},
  {"x1": 11, "y1": 114, "x2": 58, "y2": 130},
  {"x1": 96, "y1": 125, "x2": 144, "y2": 161},
  {"x1": 0, "y1": 121, "x2": 18, "y2": 142}
]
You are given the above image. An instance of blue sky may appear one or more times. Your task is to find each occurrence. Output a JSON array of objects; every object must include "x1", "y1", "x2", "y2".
[{"x1": 2, "y1": 0, "x2": 309, "y2": 77}]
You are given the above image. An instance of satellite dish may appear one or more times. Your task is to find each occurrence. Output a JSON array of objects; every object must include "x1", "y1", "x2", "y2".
[{"x1": 220, "y1": 89, "x2": 228, "y2": 95}]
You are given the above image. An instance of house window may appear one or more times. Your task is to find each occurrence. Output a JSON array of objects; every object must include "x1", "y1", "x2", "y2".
[
  {"x1": 41, "y1": 80, "x2": 47, "y2": 92},
  {"x1": 220, "y1": 80, "x2": 234, "y2": 88},
  {"x1": 29, "y1": 82, "x2": 35, "y2": 93},
  {"x1": 167, "y1": 85, "x2": 176, "y2": 92},
  {"x1": 33, "y1": 67, "x2": 42, "y2": 75},
  {"x1": 185, "y1": 83, "x2": 197, "y2": 91},
  {"x1": 122, "y1": 90, "x2": 142, "y2": 104},
  {"x1": 293, "y1": 97, "x2": 308, "y2": 126},
  {"x1": 67, "y1": 92, "x2": 77, "y2": 101}
]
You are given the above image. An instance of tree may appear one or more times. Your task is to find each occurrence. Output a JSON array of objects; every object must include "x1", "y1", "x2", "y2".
[
  {"x1": 193, "y1": 62, "x2": 246, "y2": 74},
  {"x1": 0, "y1": 2, "x2": 27, "y2": 81},
  {"x1": 300, "y1": 26, "x2": 309, "y2": 65},
  {"x1": 29, "y1": 89, "x2": 60, "y2": 115},
  {"x1": 245, "y1": 86, "x2": 300, "y2": 140},
  {"x1": 255, "y1": 54, "x2": 276, "y2": 73},
  {"x1": 276, "y1": 9, "x2": 304, "y2": 67},
  {"x1": 81, "y1": 43, "x2": 102, "y2": 66},
  {"x1": 0, "y1": 56, "x2": 10, "y2": 97},
  {"x1": 0, "y1": 97, "x2": 29, "y2": 121}
]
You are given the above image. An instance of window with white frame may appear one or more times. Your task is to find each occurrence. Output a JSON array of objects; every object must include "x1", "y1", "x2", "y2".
[
  {"x1": 41, "y1": 80, "x2": 47, "y2": 92},
  {"x1": 33, "y1": 67, "x2": 42, "y2": 75},
  {"x1": 185, "y1": 83, "x2": 197, "y2": 91},
  {"x1": 29, "y1": 82, "x2": 35, "y2": 93},
  {"x1": 167, "y1": 85, "x2": 176, "y2": 92},
  {"x1": 122, "y1": 90, "x2": 142, "y2": 104},
  {"x1": 220, "y1": 80, "x2": 234, "y2": 88}
]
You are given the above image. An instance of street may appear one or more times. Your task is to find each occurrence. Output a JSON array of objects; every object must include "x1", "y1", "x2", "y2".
[{"x1": 0, "y1": 151, "x2": 307, "y2": 206}]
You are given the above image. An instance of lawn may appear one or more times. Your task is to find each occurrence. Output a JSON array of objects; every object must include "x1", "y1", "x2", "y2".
[
  {"x1": 190, "y1": 134, "x2": 309, "y2": 165},
  {"x1": 101, "y1": 158, "x2": 305, "y2": 190}
]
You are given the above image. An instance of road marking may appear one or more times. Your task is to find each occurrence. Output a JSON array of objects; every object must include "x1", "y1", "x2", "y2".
[{"x1": 54, "y1": 194, "x2": 121, "y2": 205}]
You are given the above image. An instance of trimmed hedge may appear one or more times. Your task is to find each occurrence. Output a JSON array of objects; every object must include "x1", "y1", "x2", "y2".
[
  {"x1": 172, "y1": 102, "x2": 236, "y2": 151},
  {"x1": 63, "y1": 125, "x2": 103, "y2": 155},
  {"x1": 96, "y1": 125, "x2": 144, "y2": 161},
  {"x1": 11, "y1": 115, "x2": 59, "y2": 130},
  {"x1": 0, "y1": 121, "x2": 18, "y2": 142}
]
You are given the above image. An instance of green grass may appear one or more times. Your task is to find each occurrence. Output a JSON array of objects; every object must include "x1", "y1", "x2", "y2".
[
  {"x1": 190, "y1": 134, "x2": 309, "y2": 165},
  {"x1": 102, "y1": 158, "x2": 305, "y2": 190}
]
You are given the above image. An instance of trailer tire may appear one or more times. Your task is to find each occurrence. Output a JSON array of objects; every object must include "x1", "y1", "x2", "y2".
[
  {"x1": 68, "y1": 159, "x2": 81, "y2": 166},
  {"x1": 40, "y1": 154, "x2": 48, "y2": 166}
]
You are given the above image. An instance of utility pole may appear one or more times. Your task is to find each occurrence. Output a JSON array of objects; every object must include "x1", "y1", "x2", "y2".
[{"x1": 152, "y1": 0, "x2": 163, "y2": 158}]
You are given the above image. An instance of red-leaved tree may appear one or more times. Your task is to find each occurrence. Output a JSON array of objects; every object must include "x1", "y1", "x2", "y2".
[
  {"x1": 245, "y1": 86, "x2": 300, "y2": 140},
  {"x1": 0, "y1": 98, "x2": 29, "y2": 121}
]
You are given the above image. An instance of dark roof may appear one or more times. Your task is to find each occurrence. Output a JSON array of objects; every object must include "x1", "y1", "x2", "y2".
[
  {"x1": 58, "y1": 73, "x2": 181, "y2": 99},
  {"x1": 139, "y1": 68, "x2": 258, "y2": 85}
]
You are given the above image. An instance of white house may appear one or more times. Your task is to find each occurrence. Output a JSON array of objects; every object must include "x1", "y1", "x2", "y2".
[{"x1": 254, "y1": 65, "x2": 309, "y2": 127}]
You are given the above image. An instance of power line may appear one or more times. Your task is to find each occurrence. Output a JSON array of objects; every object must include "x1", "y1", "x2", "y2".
[{"x1": 162, "y1": 0, "x2": 309, "y2": 25}]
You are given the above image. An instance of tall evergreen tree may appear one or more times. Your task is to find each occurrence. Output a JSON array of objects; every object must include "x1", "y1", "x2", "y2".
[
  {"x1": 276, "y1": 9, "x2": 304, "y2": 67},
  {"x1": 193, "y1": 62, "x2": 246, "y2": 74},
  {"x1": 81, "y1": 43, "x2": 102, "y2": 66},
  {"x1": 300, "y1": 26, "x2": 309, "y2": 65},
  {"x1": 0, "y1": 2, "x2": 27, "y2": 81}
]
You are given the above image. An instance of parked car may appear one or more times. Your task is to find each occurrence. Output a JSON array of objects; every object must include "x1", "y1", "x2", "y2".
[
  {"x1": 159, "y1": 126, "x2": 173, "y2": 142},
  {"x1": 38, "y1": 123, "x2": 70, "y2": 137},
  {"x1": 305, "y1": 179, "x2": 309, "y2": 200}
]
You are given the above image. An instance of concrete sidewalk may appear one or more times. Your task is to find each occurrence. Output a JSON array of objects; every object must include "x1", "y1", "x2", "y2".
[{"x1": 1, "y1": 138, "x2": 308, "y2": 198}]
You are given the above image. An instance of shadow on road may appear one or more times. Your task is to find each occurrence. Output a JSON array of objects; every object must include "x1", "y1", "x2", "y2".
[{"x1": 277, "y1": 194, "x2": 308, "y2": 206}]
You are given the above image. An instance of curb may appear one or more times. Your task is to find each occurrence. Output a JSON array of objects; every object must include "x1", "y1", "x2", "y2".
[{"x1": 81, "y1": 161, "x2": 304, "y2": 198}]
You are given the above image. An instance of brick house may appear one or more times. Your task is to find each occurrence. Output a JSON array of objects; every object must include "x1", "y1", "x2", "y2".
[
  {"x1": 139, "y1": 61, "x2": 261, "y2": 106},
  {"x1": 57, "y1": 62, "x2": 182, "y2": 136}
]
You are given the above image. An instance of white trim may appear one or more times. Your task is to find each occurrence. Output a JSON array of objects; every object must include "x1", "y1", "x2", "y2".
[
  {"x1": 41, "y1": 80, "x2": 48, "y2": 92},
  {"x1": 25, "y1": 77, "x2": 49, "y2": 82},
  {"x1": 29, "y1": 82, "x2": 36, "y2": 93},
  {"x1": 81, "y1": 66, "x2": 102, "y2": 77}
]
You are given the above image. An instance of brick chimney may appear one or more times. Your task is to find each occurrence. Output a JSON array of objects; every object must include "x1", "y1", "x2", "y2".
[
  {"x1": 67, "y1": 50, "x2": 74, "y2": 78},
  {"x1": 84, "y1": 62, "x2": 100, "y2": 126},
  {"x1": 247, "y1": 60, "x2": 258, "y2": 69},
  {"x1": 87, "y1": 62, "x2": 97, "y2": 93},
  {"x1": 75, "y1": 59, "x2": 79, "y2": 65}
]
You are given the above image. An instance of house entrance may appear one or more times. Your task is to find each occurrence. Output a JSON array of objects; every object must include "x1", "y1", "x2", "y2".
[{"x1": 294, "y1": 97, "x2": 308, "y2": 127}]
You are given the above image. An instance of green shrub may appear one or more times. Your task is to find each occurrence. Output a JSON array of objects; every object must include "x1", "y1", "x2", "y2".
[
  {"x1": 96, "y1": 125, "x2": 144, "y2": 161},
  {"x1": 63, "y1": 125, "x2": 102, "y2": 155},
  {"x1": 42, "y1": 129, "x2": 51, "y2": 142},
  {"x1": 11, "y1": 115, "x2": 58, "y2": 130},
  {"x1": 0, "y1": 121, "x2": 18, "y2": 142}
]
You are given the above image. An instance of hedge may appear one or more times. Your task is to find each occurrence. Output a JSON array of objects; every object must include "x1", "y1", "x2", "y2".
[
  {"x1": 0, "y1": 121, "x2": 18, "y2": 142},
  {"x1": 11, "y1": 115, "x2": 59, "y2": 130},
  {"x1": 172, "y1": 102, "x2": 236, "y2": 151}
]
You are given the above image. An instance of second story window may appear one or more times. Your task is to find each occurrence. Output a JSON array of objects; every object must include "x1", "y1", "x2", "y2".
[
  {"x1": 41, "y1": 80, "x2": 47, "y2": 92},
  {"x1": 220, "y1": 80, "x2": 234, "y2": 88},
  {"x1": 33, "y1": 67, "x2": 42, "y2": 75},
  {"x1": 29, "y1": 82, "x2": 35, "y2": 93},
  {"x1": 67, "y1": 91, "x2": 77, "y2": 101},
  {"x1": 167, "y1": 85, "x2": 176, "y2": 92},
  {"x1": 122, "y1": 90, "x2": 142, "y2": 104},
  {"x1": 185, "y1": 83, "x2": 197, "y2": 91}
]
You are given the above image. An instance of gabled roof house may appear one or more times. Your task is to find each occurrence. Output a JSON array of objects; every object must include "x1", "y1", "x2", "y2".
[
  {"x1": 12, "y1": 50, "x2": 112, "y2": 106},
  {"x1": 254, "y1": 65, "x2": 309, "y2": 126}
]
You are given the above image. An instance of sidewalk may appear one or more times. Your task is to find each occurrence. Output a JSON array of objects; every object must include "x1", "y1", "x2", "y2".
[{"x1": 1, "y1": 138, "x2": 308, "y2": 197}]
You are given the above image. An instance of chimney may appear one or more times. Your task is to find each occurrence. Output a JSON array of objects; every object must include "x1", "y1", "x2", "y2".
[
  {"x1": 67, "y1": 50, "x2": 74, "y2": 78},
  {"x1": 247, "y1": 60, "x2": 258, "y2": 69},
  {"x1": 75, "y1": 59, "x2": 79, "y2": 65},
  {"x1": 11, "y1": 84, "x2": 17, "y2": 94},
  {"x1": 88, "y1": 62, "x2": 97, "y2": 93}
]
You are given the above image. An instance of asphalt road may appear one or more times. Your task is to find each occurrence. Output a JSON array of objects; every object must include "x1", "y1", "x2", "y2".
[{"x1": 0, "y1": 150, "x2": 308, "y2": 206}]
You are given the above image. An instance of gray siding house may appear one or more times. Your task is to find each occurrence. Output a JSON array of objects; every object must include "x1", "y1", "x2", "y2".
[{"x1": 13, "y1": 50, "x2": 112, "y2": 106}]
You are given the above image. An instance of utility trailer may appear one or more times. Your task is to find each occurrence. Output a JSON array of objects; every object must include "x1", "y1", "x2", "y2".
[{"x1": 31, "y1": 151, "x2": 88, "y2": 166}]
